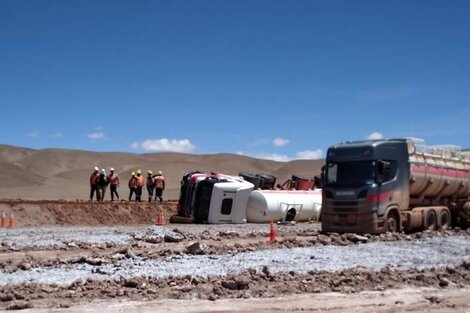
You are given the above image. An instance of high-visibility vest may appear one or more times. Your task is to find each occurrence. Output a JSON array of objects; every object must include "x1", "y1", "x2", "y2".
[
  {"x1": 128, "y1": 177, "x2": 136, "y2": 188},
  {"x1": 146, "y1": 176, "x2": 155, "y2": 186},
  {"x1": 135, "y1": 175, "x2": 144, "y2": 187},
  {"x1": 155, "y1": 175, "x2": 165, "y2": 189},
  {"x1": 109, "y1": 173, "x2": 119, "y2": 185},
  {"x1": 90, "y1": 172, "x2": 99, "y2": 185}
]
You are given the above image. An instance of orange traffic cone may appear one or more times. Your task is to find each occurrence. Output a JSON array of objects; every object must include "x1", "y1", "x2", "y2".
[
  {"x1": 269, "y1": 221, "x2": 276, "y2": 242},
  {"x1": 156, "y1": 211, "x2": 165, "y2": 226},
  {"x1": 1, "y1": 212, "x2": 7, "y2": 228},
  {"x1": 8, "y1": 213, "x2": 16, "y2": 229},
  {"x1": 155, "y1": 212, "x2": 161, "y2": 225}
]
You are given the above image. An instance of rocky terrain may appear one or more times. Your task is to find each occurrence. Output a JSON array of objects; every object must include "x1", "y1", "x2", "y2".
[{"x1": 1, "y1": 221, "x2": 469, "y2": 311}]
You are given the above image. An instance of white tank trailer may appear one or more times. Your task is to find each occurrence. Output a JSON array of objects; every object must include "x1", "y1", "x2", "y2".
[{"x1": 246, "y1": 189, "x2": 322, "y2": 223}]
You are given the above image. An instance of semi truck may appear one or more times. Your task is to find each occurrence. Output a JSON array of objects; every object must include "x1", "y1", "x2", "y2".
[{"x1": 321, "y1": 138, "x2": 470, "y2": 234}]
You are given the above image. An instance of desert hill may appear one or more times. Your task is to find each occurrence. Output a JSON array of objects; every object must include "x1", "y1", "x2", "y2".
[{"x1": 0, "y1": 144, "x2": 324, "y2": 200}]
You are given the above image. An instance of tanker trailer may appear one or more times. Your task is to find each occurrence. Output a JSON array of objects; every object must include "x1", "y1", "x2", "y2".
[
  {"x1": 321, "y1": 138, "x2": 470, "y2": 234},
  {"x1": 246, "y1": 189, "x2": 322, "y2": 223}
]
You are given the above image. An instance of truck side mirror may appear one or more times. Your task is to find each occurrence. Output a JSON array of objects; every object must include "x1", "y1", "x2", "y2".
[
  {"x1": 320, "y1": 165, "x2": 326, "y2": 184},
  {"x1": 376, "y1": 160, "x2": 391, "y2": 184}
]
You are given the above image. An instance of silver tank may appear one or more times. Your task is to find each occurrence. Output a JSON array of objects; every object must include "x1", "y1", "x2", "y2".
[{"x1": 408, "y1": 141, "x2": 470, "y2": 199}]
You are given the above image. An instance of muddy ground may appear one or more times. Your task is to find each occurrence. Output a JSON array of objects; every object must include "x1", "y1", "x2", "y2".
[
  {"x1": 1, "y1": 200, "x2": 470, "y2": 312},
  {"x1": 0, "y1": 200, "x2": 179, "y2": 227}
]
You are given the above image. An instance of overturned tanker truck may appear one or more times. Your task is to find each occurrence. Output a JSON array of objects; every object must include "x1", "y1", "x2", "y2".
[
  {"x1": 172, "y1": 171, "x2": 321, "y2": 224},
  {"x1": 321, "y1": 138, "x2": 470, "y2": 234}
]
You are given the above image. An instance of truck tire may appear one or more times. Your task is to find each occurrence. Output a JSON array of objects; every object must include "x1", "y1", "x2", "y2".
[
  {"x1": 424, "y1": 209, "x2": 437, "y2": 231},
  {"x1": 385, "y1": 211, "x2": 399, "y2": 233},
  {"x1": 439, "y1": 209, "x2": 450, "y2": 230}
]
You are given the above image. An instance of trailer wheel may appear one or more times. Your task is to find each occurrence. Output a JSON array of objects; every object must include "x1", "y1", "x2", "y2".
[
  {"x1": 424, "y1": 209, "x2": 437, "y2": 231},
  {"x1": 385, "y1": 211, "x2": 399, "y2": 233},
  {"x1": 439, "y1": 209, "x2": 450, "y2": 230}
]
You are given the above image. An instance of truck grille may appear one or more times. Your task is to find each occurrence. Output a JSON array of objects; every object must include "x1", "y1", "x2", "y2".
[
  {"x1": 332, "y1": 201, "x2": 358, "y2": 206},
  {"x1": 332, "y1": 200, "x2": 359, "y2": 212},
  {"x1": 333, "y1": 207, "x2": 358, "y2": 212}
]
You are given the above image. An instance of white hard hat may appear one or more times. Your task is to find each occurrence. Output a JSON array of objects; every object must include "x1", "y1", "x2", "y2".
[
  {"x1": 101, "y1": 168, "x2": 106, "y2": 173},
  {"x1": 94, "y1": 166, "x2": 99, "y2": 171},
  {"x1": 110, "y1": 168, "x2": 115, "y2": 171}
]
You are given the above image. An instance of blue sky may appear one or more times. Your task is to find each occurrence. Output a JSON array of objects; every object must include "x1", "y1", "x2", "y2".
[{"x1": 1, "y1": 0, "x2": 469, "y2": 161}]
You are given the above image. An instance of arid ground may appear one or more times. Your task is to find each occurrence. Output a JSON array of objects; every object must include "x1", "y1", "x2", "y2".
[{"x1": 0, "y1": 146, "x2": 469, "y2": 312}]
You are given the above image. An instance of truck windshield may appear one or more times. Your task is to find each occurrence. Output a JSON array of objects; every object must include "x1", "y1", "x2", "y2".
[{"x1": 326, "y1": 161, "x2": 375, "y2": 187}]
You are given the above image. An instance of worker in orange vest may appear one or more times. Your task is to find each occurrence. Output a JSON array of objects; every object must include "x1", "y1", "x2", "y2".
[
  {"x1": 135, "y1": 169, "x2": 144, "y2": 202},
  {"x1": 128, "y1": 172, "x2": 136, "y2": 201},
  {"x1": 89, "y1": 166, "x2": 100, "y2": 201},
  {"x1": 154, "y1": 170, "x2": 165, "y2": 203},
  {"x1": 108, "y1": 168, "x2": 120, "y2": 201},
  {"x1": 146, "y1": 170, "x2": 155, "y2": 203}
]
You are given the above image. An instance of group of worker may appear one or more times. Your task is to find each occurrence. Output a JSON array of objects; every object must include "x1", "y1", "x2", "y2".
[{"x1": 89, "y1": 167, "x2": 165, "y2": 203}]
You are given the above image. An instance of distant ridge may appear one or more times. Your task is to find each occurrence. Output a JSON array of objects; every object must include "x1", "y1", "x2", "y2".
[{"x1": 0, "y1": 144, "x2": 324, "y2": 200}]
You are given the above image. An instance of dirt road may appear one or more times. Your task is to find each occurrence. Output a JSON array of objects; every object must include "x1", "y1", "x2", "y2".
[{"x1": 19, "y1": 287, "x2": 470, "y2": 313}]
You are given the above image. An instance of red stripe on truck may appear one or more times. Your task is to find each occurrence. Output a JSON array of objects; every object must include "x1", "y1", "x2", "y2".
[
  {"x1": 366, "y1": 191, "x2": 394, "y2": 203},
  {"x1": 411, "y1": 164, "x2": 470, "y2": 178}
]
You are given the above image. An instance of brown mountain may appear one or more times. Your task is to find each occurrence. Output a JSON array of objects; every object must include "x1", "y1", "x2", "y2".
[{"x1": 0, "y1": 144, "x2": 324, "y2": 200}]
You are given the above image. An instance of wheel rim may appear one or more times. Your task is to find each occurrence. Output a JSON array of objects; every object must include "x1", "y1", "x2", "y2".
[
  {"x1": 385, "y1": 214, "x2": 398, "y2": 232},
  {"x1": 440, "y1": 211, "x2": 450, "y2": 230},
  {"x1": 426, "y1": 210, "x2": 437, "y2": 231}
]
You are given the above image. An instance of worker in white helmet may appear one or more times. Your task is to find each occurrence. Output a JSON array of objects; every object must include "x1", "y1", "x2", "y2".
[
  {"x1": 128, "y1": 172, "x2": 137, "y2": 201},
  {"x1": 89, "y1": 166, "x2": 100, "y2": 201},
  {"x1": 97, "y1": 168, "x2": 109, "y2": 202},
  {"x1": 108, "y1": 168, "x2": 120, "y2": 201}
]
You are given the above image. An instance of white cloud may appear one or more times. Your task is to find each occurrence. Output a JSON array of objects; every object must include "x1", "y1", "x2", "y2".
[
  {"x1": 235, "y1": 148, "x2": 323, "y2": 162},
  {"x1": 238, "y1": 151, "x2": 289, "y2": 162},
  {"x1": 253, "y1": 153, "x2": 290, "y2": 162},
  {"x1": 272, "y1": 137, "x2": 290, "y2": 147},
  {"x1": 87, "y1": 131, "x2": 105, "y2": 140},
  {"x1": 27, "y1": 132, "x2": 39, "y2": 138},
  {"x1": 51, "y1": 132, "x2": 63, "y2": 138},
  {"x1": 367, "y1": 132, "x2": 384, "y2": 140},
  {"x1": 296, "y1": 149, "x2": 323, "y2": 160},
  {"x1": 131, "y1": 138, "x2": 195, "y2": 153}
]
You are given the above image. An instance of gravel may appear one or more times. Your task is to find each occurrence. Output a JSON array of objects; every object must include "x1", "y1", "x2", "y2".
[
  {"x1": 1, "y1": 235, "x2": 468, "y2": 287},
  {"x1": 0, "y1": 223, "x2": 321, "y2": 249},
  {"x1": 0, "y1": 226, "x2": 147, "y2": 248}
]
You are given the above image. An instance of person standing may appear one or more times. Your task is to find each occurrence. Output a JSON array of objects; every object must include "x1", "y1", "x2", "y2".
[
  {"x1": 154, "y1": 170, "x2": 165, "y2": 203},
  {"x1": 108, "y1": 168, "x2": 120, "y2": 201},
  {"x1": 146, "y1": 170, "x2": 155, "y2": 203},
  {"x1": 135, "y1": 169, "x2": 144, "y2": 202},
  {"x1": 128, "y1": 172, "x2": 137, "y2": 201},
  {"x1": 89, "y1": 166, "x2": 100, "y2": 201},
  {"x1": 98, "y1": 168, "x2": 109, "y2": 202}
]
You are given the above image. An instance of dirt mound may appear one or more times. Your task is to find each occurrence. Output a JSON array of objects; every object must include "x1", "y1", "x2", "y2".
[
  {"x1": 0, "y1": 200, "x2": 178, "y2": 227},
  {"x1": 0, "y1": 144, "x2": 323, "y2": 200}
]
